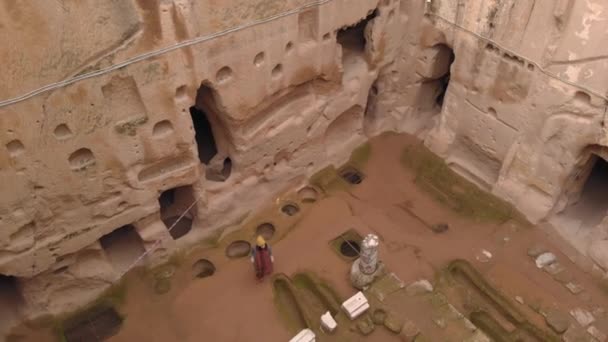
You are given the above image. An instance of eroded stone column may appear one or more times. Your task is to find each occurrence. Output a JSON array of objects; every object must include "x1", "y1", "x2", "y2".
[
  {"x1": 359, "y1": 234, "x2": 379, "y2": 274},
  {"x1": 350, "y1": 233, "x2": 384, "y2": 290}
]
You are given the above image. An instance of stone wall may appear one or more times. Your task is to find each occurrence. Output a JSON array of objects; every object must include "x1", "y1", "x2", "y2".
[{"x1": 1, "y1": 0, "x2": 608, "y2": 324}]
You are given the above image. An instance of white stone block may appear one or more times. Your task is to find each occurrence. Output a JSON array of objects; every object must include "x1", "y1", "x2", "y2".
[
  {"x1": 321, "y1": 311, "x2": 337, "y2": 332},
  {"x1": 289, "y1": 328, "x2": 315, "y2": 342},
  {"x1": 535, "y1": 252, "x2": 556, "y2": 268},
  {"x1": 341, "y1": 291, "x2": 370, "y2": 320}
]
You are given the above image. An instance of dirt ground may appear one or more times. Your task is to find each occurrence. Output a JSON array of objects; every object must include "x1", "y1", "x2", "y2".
[{"x1": 10, "y1": 133, "x2": 608, "y2": 341}]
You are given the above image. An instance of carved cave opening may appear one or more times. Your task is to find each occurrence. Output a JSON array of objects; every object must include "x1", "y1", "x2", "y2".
[
  {"x1": 558, "y1": 155, "x2": 608, "y2": 229},
  {"x1": 337, "y1": 10, "x2": 377, "y2": 58},
  {"x1": 191, "y1": 84, "x2": 233, "y2": 182},
  {"x1": 189, "y1": 106, "x2": 218, "y2": 165},
  {"x1": 159, "y1": 185, "x2": 196, "y2": 240},
  {"x1": 0, "y1": 275, "x2": 23, "y2": 329},
  {"x1": 100, "y1": 225, "x2": 146, "y2": 273},
  {"x1": 433, "y1": 44, "x2": 455, "y2": 109}
]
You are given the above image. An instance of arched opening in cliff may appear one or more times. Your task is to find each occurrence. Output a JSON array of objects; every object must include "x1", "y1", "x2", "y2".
[
  {"x1": 414, "y1": 44, "x2": 456, "y2": 115},
  {"x1": 0, "y1": 275, "x2": 23, "y2": 332},
  {"x1": 191, "y1": 84, "x2": 233, "y2": 182},
  {"x1": 432, "y1": 44, "x2": 455, "y2": 109},
  {"x1": 555, "y1": 155, "x2": 608, "y2": 231},
  {"x1": 158, "y1": 185, "x2": 197, "y2": 239},
  {"x1": 189, "y1": 106, "x2": 218, "y2": 165},
  {"x1": 337, "y1": 10, "x2": 377, "y2": 61},
  {"x1": 100, "y1": 225, "x2": 146, "y2": 273}
]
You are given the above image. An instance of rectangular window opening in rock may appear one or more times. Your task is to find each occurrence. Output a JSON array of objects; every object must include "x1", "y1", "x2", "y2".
[
  {"x1": 0, "y1": 275, "x2": 24, "y2": 331},
  {"x1": 555, "y1": 154, "x2": 608, "y2": 230},
  {"x1": 190, "y1": 83, "x2": 233, "y2": 183},
  {"x1": 337, "y1": 10, "x2": 377, "y2": 59},
  {"x1": 432, "y1": 45, "x2": 455, "y2": 110},
  {"x1": 158, "y1": 185, "x2": 196, "y2": 240},
  {"x1": 189, "y1": 106, "x2": 218, "y2": 165},
  {"x1": 100, "y1": 225, "x2": 146, "y2": 273}
]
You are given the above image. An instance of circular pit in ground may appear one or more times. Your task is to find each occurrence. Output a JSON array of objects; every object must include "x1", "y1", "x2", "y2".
[
  {"x1": 340, "y1": 168, "x2": 364, "y2": 185},
  {"x1": 297, "y1": 186, "x2": 319, "y2": 203},
  {"x1": 281, "y1": 203, "x2": 300, "y2": 216},
  {"x1": 256, "y1": 223, "x2": 276, "y2": 240},
  {"x1": 192, "y1": 259, "x2": 216, "y2": 278},
  {"x1": 225, "y1": 240, "x2": 252, "y2": 258},
  {"x1": 340, "y1": 240, "x2": 360, "y2": 257}
]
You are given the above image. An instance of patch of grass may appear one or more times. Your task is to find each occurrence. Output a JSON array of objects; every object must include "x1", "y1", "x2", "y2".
[
  {"x1": 154, "y1": 278, "x2": 171, "y2": 295},
  {"x1": 272, "y1": 274, "x2": 310, "y2": 334},
  {"x1": 310, "y1": 165, "x2": 348, "y2": 193},
  {"x1": 58, "y1": 279, "x2": 129, "y2": 325},
  {"x1": 292, "y1": 272, "x2": 342, "y2": 316},
  {"x1": 200, "y1": 228, "x2": 224, "y2": 248},
  {"x1": 349, "y1": 142, "x2": 372, "y2": 169},
  {"x1": 470, "y1": 311, "x2": 512, "y2": 342},
  {"x1": 401, "y1": 143, "x2": 527, "y2": 224},
  {"x1": 309, "y1": 141, "x2": 372, "y2": 194},
  {"x1": 597, "y1": 277, "x2": 608, "y2": 296},
  {"x1": 50, "y1": 280, "x2": 128, "y2": 342},
  {"x1": 447, "y1": 259, "x2": 559, "y2": 342}
]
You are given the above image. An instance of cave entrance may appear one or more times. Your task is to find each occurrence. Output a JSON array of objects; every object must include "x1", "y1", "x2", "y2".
[
  {"x1": 0, "y1": 275, "x2": 23, "y2": 332},
  {"x1": 337, "y1": 10, "x2": 376, "y2": 59},
  {"x1": 558, "y1": 155, "x2": 608, "y2": 229},
  {"x1": 191, "y1": 84, "x2": 233, "y2": 182},
  {"x1": 100, "y1": 225, "x2": 146, "y2": 273},
  {"x1": 189, "y1": 106, "x2": 217, "y2": 165},
  {"x1": 433, "y1": 45, "x2": 455, "y2": 109},
  {"x1": 159, "y1": 185, "x2": 196, "y2": 240}
]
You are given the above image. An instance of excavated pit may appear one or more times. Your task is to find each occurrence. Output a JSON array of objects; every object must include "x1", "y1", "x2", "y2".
[
  {"x1": 339, "y1": 240, "x2": 360, "y2": 258},
  {"x1": 225, "y1": 240, "x2": 252, "y2": 259},
  {"x1": 281, "y1": 203, "x2": 300, "y2": 216},
  {"x1": 192, "y1": 259, "x2": 216, "y2": 279},
  {"x1": 339, "y1": 166, "x2": 364, "y2": 185},
  {"x1": 297, "y1": 186, "x2": 319, "y2": 203},
  {"x1": 255, "y1": 223, "x2": 276, "y2": 240}
]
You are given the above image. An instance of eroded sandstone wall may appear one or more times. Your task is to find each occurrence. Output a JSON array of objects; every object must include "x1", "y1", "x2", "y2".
[
  {"x1": 0, "y1": 0, "x2": 424, "y2": 322},
  {"x1": 1, "y1": 0, "x2": 607, "y2": 326}
]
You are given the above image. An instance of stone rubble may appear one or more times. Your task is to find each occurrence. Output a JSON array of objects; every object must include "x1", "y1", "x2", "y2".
[
  {"x1": 536, "y1": 252, "x2": 557, "y2": 269},
  {"x1": 570, "y1": 308, "x2": 596, "y2": 327},
  {"x1": 545, "y1": 309, "x2": 571, "y2": 334},
  {"x1": 587, "y1": 326, "x2": 608, "y2": 342},
  {"x1": 406, "y1": 280, "x2": 434, "y2": 296}
]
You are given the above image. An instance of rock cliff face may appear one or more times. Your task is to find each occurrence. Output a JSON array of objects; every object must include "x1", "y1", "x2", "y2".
[{"x1": 0, "y1": 0, "x2": 607, "y2": 323}]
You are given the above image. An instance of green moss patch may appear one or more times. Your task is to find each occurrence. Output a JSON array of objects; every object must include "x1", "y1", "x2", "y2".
[
  {"x1": 272, "y1": 274, "x2": 310, "y2": 334},
  {"x1": 310, "y1": 142, "x2": 372, "y2": 194},
  {"x1": 446, "y1": 259, "x2": 558, "y2": 342},
  {"x1": 292, "y1": 272, "x2": 342, "y2": 316},
  {"x1": 349, "y1": 142, "x2": 372, "y2": 169},
  {"x1": 401, "y1": 143, "x2": 527, "y2": 224}
]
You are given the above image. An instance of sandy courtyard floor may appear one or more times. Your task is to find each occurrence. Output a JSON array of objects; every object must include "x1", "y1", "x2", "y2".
[{"x1": 10, "y1": 133, "x2": 608, "y2": 341}]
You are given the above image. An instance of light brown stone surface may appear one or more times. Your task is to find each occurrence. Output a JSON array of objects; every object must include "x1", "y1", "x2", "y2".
[{"x1": 2, "y1": 0, "x2": 608, "y2": 332}]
